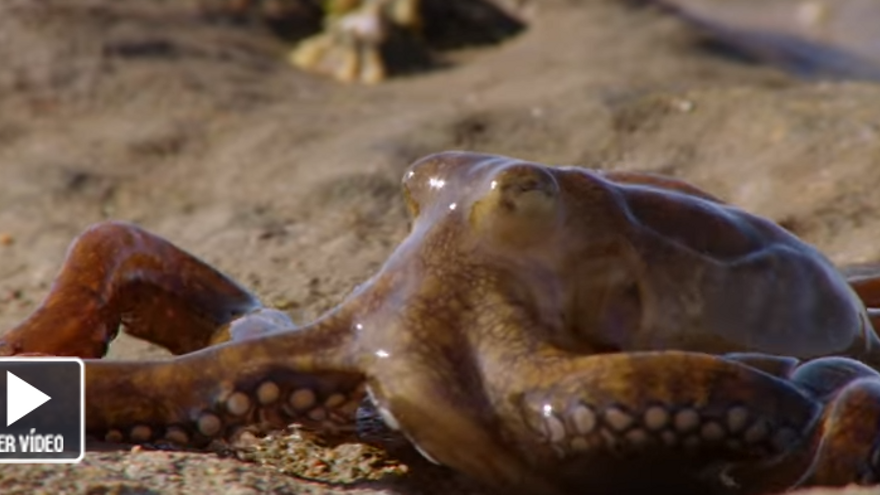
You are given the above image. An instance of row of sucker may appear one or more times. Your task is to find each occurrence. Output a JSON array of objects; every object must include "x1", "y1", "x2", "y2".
[
  {"x1": 521, "y1": 396, "x2": 807, "y2": 462},
  {"x1": 93, "y1": 369, "x2": 366, "y2": 447}
]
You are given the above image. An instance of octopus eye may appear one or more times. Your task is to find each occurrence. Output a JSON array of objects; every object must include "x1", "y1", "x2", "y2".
[
  {"x1": 401, "y1": 155, "x2": 454, "y2": 219},
  {"x1": 470, "y1": 164, "x2": 562, "y2": 246},
  {"x1": 402, "y1": 151, "x2": 486, "y2": 219},
  {"x1": 402, "y1": 181, "x2": 421, "y2": 218}
]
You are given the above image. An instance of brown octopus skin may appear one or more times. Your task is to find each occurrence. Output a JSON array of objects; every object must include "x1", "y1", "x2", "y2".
[{"x1": 4, "y1": 151, "x2": 880, "y2": 494}]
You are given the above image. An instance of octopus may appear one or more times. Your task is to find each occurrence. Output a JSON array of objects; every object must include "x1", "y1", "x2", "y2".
[
  {"x1": 4, "y1": 151, "x2": 880, "y2": 495},
  {"x1": 205, "y1": 0, "x2": 526, "y2": 84}
]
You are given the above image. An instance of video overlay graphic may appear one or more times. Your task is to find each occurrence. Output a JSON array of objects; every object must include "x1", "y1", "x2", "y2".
[{"x1": 0, "y1": 358, "x2": 84, "y2": 463}]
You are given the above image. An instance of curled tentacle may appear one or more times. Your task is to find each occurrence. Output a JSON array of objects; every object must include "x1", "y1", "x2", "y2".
[
  {"x1": 499, "y1": 352, "x2": 824, "y2": 494},
  {"x1": 0, "y1": 221, "x2": 263, "y2": 358},
  {"x1": 84, "y1": 312, "x2": 363, "y2": 447},
  {"x1": 795, "y1": 377, "x2": 880, "y2": 486},
  {"x1": 757, "y1": 357, "x2": 880, "y2": 487},
  {"x1": 847, "y1": 272, "x2": 880, "y2": 338}
]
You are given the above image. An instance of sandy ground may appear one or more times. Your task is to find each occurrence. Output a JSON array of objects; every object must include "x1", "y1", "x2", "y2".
[{"x1": 2, "y1": 0, "x2": 880, "y2": 493}]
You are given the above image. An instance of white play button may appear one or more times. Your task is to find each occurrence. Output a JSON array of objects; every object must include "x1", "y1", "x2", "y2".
[{"x1": 6, "y1": 371, "x2": 51, "y2": 427}]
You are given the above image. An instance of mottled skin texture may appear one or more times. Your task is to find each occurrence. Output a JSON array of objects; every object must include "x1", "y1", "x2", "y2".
[{"x1": 5, "y1": 152, "x2": 880, "y2": 494}]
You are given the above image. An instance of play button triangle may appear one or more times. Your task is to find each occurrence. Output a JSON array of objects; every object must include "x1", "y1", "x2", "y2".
[{"x1": 7, "y1": 371, "x2": 51, "y2": 427}]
